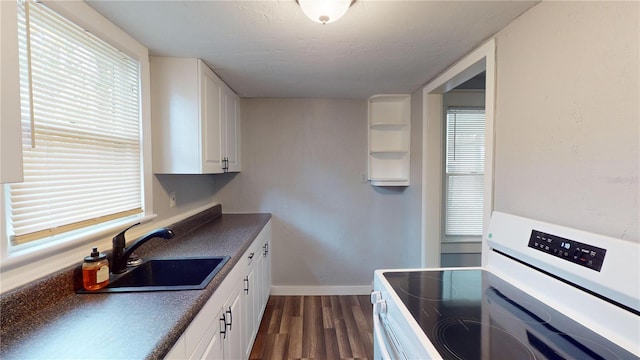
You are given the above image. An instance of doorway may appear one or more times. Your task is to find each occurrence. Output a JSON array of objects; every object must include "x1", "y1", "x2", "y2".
[{"x1": 421, "y1": 39, "x2": 495, "y2": 268}]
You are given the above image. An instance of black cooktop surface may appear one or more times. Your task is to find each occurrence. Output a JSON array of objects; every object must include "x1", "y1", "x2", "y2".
[{"x1": 383, "y1": 270, "x2": 637, "y2": 360}]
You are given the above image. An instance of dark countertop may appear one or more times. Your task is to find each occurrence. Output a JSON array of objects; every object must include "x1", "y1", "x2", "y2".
[{"x1": 0, "y1": 205, "x2": 271, "y2": 360}]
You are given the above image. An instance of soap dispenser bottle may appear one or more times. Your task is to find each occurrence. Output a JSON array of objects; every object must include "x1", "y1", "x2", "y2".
[{"x1": 82, "y1": 247, "x2": 109, "y2": 290}]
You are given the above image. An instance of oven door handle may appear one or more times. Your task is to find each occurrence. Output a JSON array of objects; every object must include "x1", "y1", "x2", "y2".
[
  {"x1": 373, "y1": 310, "x2": 393, "y2": 360},
  {"x1": 373, "y1": 299, "x2": 407, "y2": 360}
]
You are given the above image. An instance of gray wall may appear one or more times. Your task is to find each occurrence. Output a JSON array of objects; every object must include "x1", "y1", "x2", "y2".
[
  {"x1": 150, "y1": 1, "x2": 639, "y2": 290},
  {"x1": 214, "y1": 97, "x2": 422, "y2": 288},
  {"x1": 493, "y1": 1, "x2": 639, "y2": 242}
]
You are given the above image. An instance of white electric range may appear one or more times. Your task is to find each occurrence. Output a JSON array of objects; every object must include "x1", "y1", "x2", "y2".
[{"x1": 372, "y1": 211, "x2": 640, "y2": 359}]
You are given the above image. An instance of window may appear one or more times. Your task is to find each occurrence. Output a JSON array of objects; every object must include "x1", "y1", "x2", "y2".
[
  {"x1": 7, "y1": 0, "x2": 143, "y2": 247},
  {"x1": 445, "y1": 107, "x2": 485, "y2": 237}
]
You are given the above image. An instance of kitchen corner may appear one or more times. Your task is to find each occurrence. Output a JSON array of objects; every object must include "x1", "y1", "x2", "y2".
[{"x1": 0, "y1": 204, "x2": 271, "y2": 360}]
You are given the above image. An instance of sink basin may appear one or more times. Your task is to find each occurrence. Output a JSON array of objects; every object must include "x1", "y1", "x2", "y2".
[{"x1": 78, "y1": 256, "x2": 229, "y2": 293}]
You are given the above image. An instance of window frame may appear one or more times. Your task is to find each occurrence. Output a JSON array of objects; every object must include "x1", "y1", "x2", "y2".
[{"x1": 0, "y1": 0, "x2": 154, "y2": 291}]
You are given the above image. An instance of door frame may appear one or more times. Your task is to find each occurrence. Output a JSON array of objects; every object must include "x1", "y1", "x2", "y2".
[{"x1": 421, "y1": 39, "x2": 496, "y2": 267}]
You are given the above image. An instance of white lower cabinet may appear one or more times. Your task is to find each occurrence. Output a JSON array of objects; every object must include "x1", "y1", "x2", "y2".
[
  {"x1": 259, "y1": 225, "x2": 272, "y2": 317},
  {"x1": 242, "y1": 261, "x2": 257, "y2": 359},
  {"x1": 242, "y1": 232, "x2": 265, "y2": 359},
  {"x1": 195, "y1": 307, "x2": 224, "y2": 359},
  {"x1": 165, "y1": 220, "x2": 272, "y2": 360},
  {"x1": 222, "y1": 285, "x2": 243, "y2": 360}
]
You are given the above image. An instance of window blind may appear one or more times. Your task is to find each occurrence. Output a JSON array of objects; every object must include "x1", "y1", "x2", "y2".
[
  {"x1": 445, "y1": 108, "x2": 485, "y2": 236},
  {"x1": 9, "y1": 0, "x2": 142, "y2": 245}
]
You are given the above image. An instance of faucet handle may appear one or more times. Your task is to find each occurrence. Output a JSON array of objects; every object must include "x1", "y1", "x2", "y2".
[{"x1": 113, "y1": 222, "x2": 141, "y2": 243}]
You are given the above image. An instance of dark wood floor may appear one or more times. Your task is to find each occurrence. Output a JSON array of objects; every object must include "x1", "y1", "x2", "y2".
[{"x1": 250, "y1": 295, "x2": 374, "y2": 360}]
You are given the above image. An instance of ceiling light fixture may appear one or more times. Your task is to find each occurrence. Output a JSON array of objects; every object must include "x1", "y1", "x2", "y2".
[{"x1": 297, "y1": 0, "x2": 354, "y2": 25}]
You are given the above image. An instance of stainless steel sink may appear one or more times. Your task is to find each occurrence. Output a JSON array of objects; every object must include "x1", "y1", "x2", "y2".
[{"x1": 78, "y1": 256, "x2": 229, "y2": 293}]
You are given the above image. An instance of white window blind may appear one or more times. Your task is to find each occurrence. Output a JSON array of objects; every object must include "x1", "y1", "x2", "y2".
[
  {"x1": 445, "y1": 108, "x2": 485, "y2": 237},
  {"x1": 8, "y1": 0, "x2": 142, "y2": 246}
]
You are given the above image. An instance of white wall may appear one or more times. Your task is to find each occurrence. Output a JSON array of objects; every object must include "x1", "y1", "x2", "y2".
[
  {"x1": 493, "y1": 1, "x2": 639, "y2": 242},
  {"x1": 215, "y1": 98, "x2": 422, "y2": 291},
  {"x1": 152, "y1": 174, "x2": 229, "y2": 220}
]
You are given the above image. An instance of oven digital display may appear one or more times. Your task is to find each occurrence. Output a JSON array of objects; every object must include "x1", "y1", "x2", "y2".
[{"x1": 528, "y1": 230, "x2": 606, "y2": 271}]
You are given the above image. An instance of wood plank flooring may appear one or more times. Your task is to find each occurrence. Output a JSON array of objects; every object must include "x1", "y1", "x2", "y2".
[{"x1": 250, "y1": 295, "x2": 374, "y2": 360}]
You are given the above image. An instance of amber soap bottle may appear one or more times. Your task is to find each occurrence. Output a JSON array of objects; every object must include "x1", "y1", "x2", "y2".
[{"x1": 82, "y1": 247, "x2": 109, "y2": 290}]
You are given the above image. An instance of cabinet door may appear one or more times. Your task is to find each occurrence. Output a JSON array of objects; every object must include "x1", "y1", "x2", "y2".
[
  {"x1": 223, "y1": 88, "x2": 241, "y2": 172},
  {"x1": 243, "y1": 264, "x2": 257, "y2": 359},
  {"x1": 261, "y1": 236, "x2": 272, "y2": 313},
  {"x1": 201, "y1": 308, "x2": 225, "y2": 360},
  {"x1": 201, "y1": 64, "x2": 224, "y2": 173},
  {"x1": 0, "y1": 0, "x2": 24, "y2": 183},
  {"x1": 165, "y1": 336, "x2": 186, "y2": 360},
  {"x1": 223, "y1": 286, "x2": 244, "y2": 360}
]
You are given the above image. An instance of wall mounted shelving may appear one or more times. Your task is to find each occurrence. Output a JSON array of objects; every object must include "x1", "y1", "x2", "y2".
[{"x1": 368, "y1": 94, "x2": 411, "y2": 186}]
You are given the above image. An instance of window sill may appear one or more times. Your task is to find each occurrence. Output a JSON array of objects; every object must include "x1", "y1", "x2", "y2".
[
  {"x1": 1, "y1": 214, "x2": 156, "y2": 273},
  {"x1": 441, "y1": 239, "x2": 482, "y2": 254},
  {"x1": 442, "y1": 236, "x2": 482, "y2": 242}
]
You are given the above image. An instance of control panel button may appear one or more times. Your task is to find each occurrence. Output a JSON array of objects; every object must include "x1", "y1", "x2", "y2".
[{"x1": 528, "y1": 230, "x2": 606, "y2": 272}]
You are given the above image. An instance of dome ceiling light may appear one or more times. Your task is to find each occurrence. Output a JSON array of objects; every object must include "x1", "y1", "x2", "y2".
[{"x1": 297, "y1": 0, "x2": 354, "y2": 24}]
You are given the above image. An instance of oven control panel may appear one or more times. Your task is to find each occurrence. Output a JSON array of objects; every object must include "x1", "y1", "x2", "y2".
[{"x1": 528, "y1": 230, "x2": 606, "y2": 271}]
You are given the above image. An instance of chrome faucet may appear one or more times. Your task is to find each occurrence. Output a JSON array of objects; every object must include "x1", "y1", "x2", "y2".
[{"x1": 111, "y1": 223, "x2": 175, "y2": 274}]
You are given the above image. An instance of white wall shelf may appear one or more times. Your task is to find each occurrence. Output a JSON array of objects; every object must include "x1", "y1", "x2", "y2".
[{"x1": 368, "y1": 94, "x2": 411, "y2": 186}]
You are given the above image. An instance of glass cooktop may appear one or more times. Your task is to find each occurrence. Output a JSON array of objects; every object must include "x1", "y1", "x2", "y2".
[{"x1": 383, "y1": 270, "x2": 637, "y2": 360}]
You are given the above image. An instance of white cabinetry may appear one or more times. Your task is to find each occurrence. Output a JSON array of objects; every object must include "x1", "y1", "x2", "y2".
[
  {"x1": 151, "y1": 57, "x2": 240, "y2": 174},
  {"x1": 222, "y1": 285, "x2": 244, "y2": 360},
  {"x1": 258, "y1": 224, "x2": 271, "y2": 317},
  {"x1": 165, "y1": 220, "x2": 271, "y2": 360},
  {"x1": 243, "y1": 249, "x2": 258, "y2": 359},
  {"x1": 0, "y1": 0, "x2": 24, "y2": 183},
  {"x1": 241, "y1": 221, "x2": 271, "y2": 359},
  {"x1": 368, "y1": 94, "x2": 411, "y2": 186},
  {"x1": 223, "y1": 87, "x2": 241, "y2": 172}
]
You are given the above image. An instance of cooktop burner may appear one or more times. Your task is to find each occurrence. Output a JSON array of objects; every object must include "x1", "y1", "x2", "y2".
[{"x1": 383, "y1": 270, "x2": 636, "y2": 360}]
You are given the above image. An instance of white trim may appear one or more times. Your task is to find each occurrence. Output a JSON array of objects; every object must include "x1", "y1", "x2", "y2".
[
  {"x1": 421, "y1": 93, "x2": 443, "y2": 267},
  {"x1": 421, "y1": 39, "x2": 496, "y2": 267},
  {"x1": 270, "y1": 285, "x2": 373, "y2": 296}
]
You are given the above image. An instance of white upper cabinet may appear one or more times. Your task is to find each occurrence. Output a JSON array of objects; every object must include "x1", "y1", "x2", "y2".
[
  {"x1": 368, "y1": 94, "x2": 411, "y2": 186},
  {"x1": 151, "y1": 57, "x2": 240, "y2": 174},
  {"x1": 223, "y1": 87, "x2": 241, "y2": 172},
  {"x1": 0, "y1": 0, "x2": 24, "y2": 183}
]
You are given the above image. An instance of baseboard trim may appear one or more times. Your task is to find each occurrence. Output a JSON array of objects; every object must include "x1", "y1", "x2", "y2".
[{"x1": 270, "y1": 285, "x2": 372, "y2": 296}]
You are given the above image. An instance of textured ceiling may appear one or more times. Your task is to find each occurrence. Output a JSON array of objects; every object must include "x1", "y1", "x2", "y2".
[{"x1": 86, "y1": 0, "x2": 538, "y2": 99}]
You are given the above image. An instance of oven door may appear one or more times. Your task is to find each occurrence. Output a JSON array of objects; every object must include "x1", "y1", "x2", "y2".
[
  {"x1": 372, "y1": 299, "x2": 405, "y2": 360},
  {"x1": 372, "y1": 275, "x2": 437, "y2": 360}
]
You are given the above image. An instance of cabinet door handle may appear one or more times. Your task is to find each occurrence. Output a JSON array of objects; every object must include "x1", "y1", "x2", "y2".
[
  {"x1": 244, "y1": 276, "x2": 249, "y2": 294},
  {"x1": 222, "y1": 157, "x2": 229, "y2": 172},
  {"x1": 226, "y1": 306, "x2": 233, "y2": 331},
  {"x1": 220, "y1": 315, "x2": 227, "y2": 339},
  {"x1": 263, "y1": 243, "x2": 269, "y2": 256}
]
